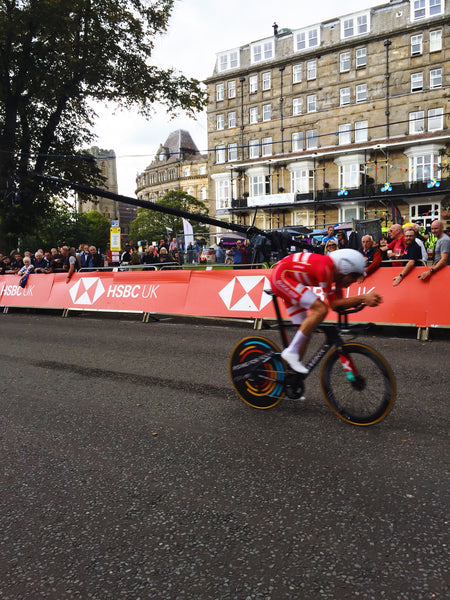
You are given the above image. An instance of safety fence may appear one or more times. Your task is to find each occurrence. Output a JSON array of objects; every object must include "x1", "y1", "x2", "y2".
[{"x1": 1, "y1": 267, "x2": 448, "y2": 334}]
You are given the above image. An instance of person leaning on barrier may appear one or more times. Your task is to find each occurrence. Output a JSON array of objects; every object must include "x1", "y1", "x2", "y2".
[
  {"x1": 33, "y1": 250, "x2": 50, "y2": 273},
  {"x1": 59, "y1": 246, "x2": 78, "y2": 282},
  {"x1": 418, "y1": 220, "x2": 450, "y2": 281},
  {"x1": 357, "y1": 235, "x2": 382, "y2": 283},
  {"x1": 84, "y1": 246, "x2": 104, "y2": 271},
  {"x1": 392, "y1": 229, "x2": 423, "y2": 286},
  {"x1": 142, "y1": 245, "x2": 158, "y2": 266},
  {"x1": 17, "y1": 256, "x2": 34, "y2": 286},
  {"x1": 403, "y1": 225, "x2": 427, "y2": 262}
]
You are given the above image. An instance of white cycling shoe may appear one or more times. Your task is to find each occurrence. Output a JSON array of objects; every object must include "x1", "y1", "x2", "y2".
[{"x1": 281, "y1": 349, "x2": 308, "y2": 374}]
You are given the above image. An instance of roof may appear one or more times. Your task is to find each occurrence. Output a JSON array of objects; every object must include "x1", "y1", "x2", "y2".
[{"x1": 163, "y1": 130, "x2": 200, "y2": 157}]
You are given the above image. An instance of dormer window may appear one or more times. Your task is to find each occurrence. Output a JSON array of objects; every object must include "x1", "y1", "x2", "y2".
[
  {"x1": 293, "y1": 25, "x2": 321, "y2": 52},
  {"x1": 251, "y1": 39, "x2": 274, "y2": 64},
  {"x1": 411, "y1": 0, "x2": 444, "y2": 21},
  {"x1": 217, "y1": 48, "x2": 240, "y2": 72},
  {"x1": 340, "y1": 11, "x2": 370, "y2": 39}
]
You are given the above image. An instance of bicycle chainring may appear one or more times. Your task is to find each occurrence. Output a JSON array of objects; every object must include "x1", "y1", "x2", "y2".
[{"x1": 285, "y1": 372, "x2": 305, "y2": 399}]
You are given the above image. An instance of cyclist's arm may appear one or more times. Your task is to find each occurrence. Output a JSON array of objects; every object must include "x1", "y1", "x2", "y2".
[{"x1": 329, "y1": 292, "x2": 382, "y2": 310}]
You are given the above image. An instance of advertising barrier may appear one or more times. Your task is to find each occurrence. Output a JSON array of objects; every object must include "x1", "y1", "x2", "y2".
[{"x1": 0, "y1": 267, "x2": 448, "y2": 328}]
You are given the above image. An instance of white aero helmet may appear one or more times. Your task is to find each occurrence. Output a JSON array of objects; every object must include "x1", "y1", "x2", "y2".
[{"x1": 329, "y1": 248, "x2": 366, "y2": 276}]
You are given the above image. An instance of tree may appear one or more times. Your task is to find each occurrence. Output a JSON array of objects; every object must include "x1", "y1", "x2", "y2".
[
  {"x1": 129, "y1": 190, "x2": 209, "y2": 243},
  {"x1": 77, "y1": 210, "x2": 110, "y2": 250},
  {"x1": 0, "y1": 0, "x2": 207, "y2": 249}
]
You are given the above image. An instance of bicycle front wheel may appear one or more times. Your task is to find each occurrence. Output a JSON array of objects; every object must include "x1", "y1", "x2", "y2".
[
  {"x1": 320, "y1": 343, "x2": 396, "y2": 426},
  {"x1": 229, "y1": 336, "x2": 285, "y2": 409}
]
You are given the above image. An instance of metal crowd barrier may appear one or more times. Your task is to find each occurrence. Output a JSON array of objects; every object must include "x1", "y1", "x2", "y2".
[{"x1": 79, "y1": 262, "x2": 269, "y2": 272}]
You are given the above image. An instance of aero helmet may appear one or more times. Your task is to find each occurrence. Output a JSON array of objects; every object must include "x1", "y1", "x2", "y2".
[{"x1": 329, "y1": 248, "x2": 366, "y2": 276}]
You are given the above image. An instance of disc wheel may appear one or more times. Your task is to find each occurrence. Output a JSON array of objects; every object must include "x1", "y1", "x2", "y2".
[
  {"x1": 320, "y1": 343, "x2": 396, "y2": 426},
  {"x1": 229, "y1": 337, "x2": 285, "y2": 409}
]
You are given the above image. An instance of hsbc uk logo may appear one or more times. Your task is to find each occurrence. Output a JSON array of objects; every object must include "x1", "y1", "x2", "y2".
[
  {"x1": 219, "y1": 276, "x2": 272, "y2": 312},
  {"x1": 69, "y1": 277, "x2": 106, "y2": 305}
]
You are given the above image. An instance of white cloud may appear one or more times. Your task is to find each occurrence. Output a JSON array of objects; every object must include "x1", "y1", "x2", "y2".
[{"x1": 93, "y1": 0, "x2": 381, "y2": 197}]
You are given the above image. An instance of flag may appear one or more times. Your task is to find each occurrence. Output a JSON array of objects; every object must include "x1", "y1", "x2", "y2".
[{"x1": 183, "y1": 218, "x2": 194, "y2": 247}]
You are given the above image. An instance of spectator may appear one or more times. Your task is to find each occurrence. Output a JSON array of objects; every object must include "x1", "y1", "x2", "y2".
[
  {"x1": 0, "y1": 254, "x2": 16, "y2": 274},
  {"x1": 85, "y1": 246, "x2": 104, "y2": 271},
  {"x1": 324, "y1": 240, "x2": 338, "y2": 254},
  {"x1": 378, "y1": 235, "x2": 390, "y2": 264},
  {"x1": 215, "y1": 243, "x2": 225, "y2": 264},
  {"x1": 232, "y1": 240, "x2": 247, "y2": 268},
  {"x1": 336, "y1": 230, "x2": 348, "y2": 249},
  {"x1": 387, "y1": 224, "x2": 406, "y2": 266},
  {"x1": 357, "y1": 235, "x2": 382, "y2": 282},
  {"x1": 158, "y1": 238, "x2": 169, "y2": 253},
  {"x1": 186, "y1": 242, "x2": 194, "y2": 264},
  {"x1": 392, "y1": 228, "x2": 423, "y2": 286},
  {"x1": 142, "y1": 245, "x2": 158, "y2": 266},
  {"x1": 17, "y1": 256, "x2": 34, "y2": 286},
  {"x1": 170, "y1": 249, "x2": 182, "y2": 265},
  {"x1": 321, "y1": 225, "x2": 337, "y2": 246},
  {"x1": 130, "y1": 247, "x2": 141, "y2": 265},
  {"x1": 243, "y1": 239, "x2": 254, "y2": 264},
  {"x1": 59, "y1": 246, "x2": 78, "y2": 282},
  {"x1": 44, "y1": 250, "x2": 54, "y2": 270},
  {"x1": 33, "y1": 251, "x2": 50, "y2": 273},
  {"x1": 120, "y1": 245, "x2": 132, "y2": 265},
  {"x1": 9, "y1": 252, "x2": 24, "y2": 273},
  {"x1": 403, "y1": 226, "x2": 427, "y2": 262},
  {"x1": 418, "y1": 220, "x2": 450, "y2": 281},
  {"x1": 193, "y1": 240, "x2": 200, "y2": 263},
  {"x1": 50, "y1": 247, "x2": 64, "y2": 271},
  {"x1": 78, "y1": 244, "x2": 90, "y2": 268},
  {"x1": 158, "y1": 247, "x2": 170, "y2": 263}
]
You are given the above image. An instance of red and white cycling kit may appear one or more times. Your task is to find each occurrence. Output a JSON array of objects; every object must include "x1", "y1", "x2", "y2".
[{"x1": 270, "y1": 252, "x2": 341, "y2": 323}]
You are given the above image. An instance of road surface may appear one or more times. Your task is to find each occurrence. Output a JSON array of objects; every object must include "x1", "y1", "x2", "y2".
[{"x1": 0, "y1": 312, "x2": 448, "y2": 599}]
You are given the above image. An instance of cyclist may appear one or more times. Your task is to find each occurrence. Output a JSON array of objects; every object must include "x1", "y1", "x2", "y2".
[{"x1": 270, "y1": 248, "x2": 383, "y2": 373}]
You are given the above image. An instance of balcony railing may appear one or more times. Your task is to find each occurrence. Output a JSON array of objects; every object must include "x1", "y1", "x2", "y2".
[
  {"x1": 295, "y1": 179, "x2": 449, "y2": 203},
  {"x1": 229, "y1": 179, "x2": 448, "y2": 210}
]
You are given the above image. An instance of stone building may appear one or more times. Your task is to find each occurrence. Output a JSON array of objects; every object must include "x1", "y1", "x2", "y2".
[
  {"x1": 136, "y1": 130, "x2": 208, "y2": 205},
  {"x1": 78, "y1": 146, "x2": 120, "y2": 221},
  {"x1": 205, "y1": 0, "x2": 449, "y2": 233}
]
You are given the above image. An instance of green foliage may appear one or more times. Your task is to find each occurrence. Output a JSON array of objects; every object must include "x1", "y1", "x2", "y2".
[
  {"x1": 77, "y1": 211, "x2": 110, "y2": 250},
  {"x1": 129, "y1": 190, "x2": 209, "y2": 242},
  {"x1": 0, "y1": 0, "x2": 207, "y2": 248},
  {"x1": 6, "y1": 202, "x2": 110, "y2": 253}
]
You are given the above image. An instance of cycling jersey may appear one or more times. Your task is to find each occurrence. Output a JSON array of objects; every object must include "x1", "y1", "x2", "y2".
[{"x1": 270, "y1": 252, "x2": 341, "y2": 321}]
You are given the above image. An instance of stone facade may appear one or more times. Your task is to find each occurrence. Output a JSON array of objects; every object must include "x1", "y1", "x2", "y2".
[
  {"x1": 78, "y1": 146, "x2": 120, "y2": 221},
  {"x1": 205, "y1": 0, "x2": 450, "y2": 233},
  {"x1": 136, "y1": 130, "x2": 208, "y2": 206}
]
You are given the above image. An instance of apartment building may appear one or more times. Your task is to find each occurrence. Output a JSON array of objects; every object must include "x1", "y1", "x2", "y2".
[
  {"x1": 136, "y1": 130, "x2": 208, "y2": 205},
  {"x1": 205, "y1": 0, "x2": 449, "y2": 233}
]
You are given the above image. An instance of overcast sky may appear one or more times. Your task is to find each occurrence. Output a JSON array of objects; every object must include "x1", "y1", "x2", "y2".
[{"x1": 93, "y1": 0, "x2": 382, "y2": 197}]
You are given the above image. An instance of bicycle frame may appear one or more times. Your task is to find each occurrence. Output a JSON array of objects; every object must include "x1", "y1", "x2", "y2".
[{"x1": 267, "y1": 291, "x2": 369, "y2": 380}]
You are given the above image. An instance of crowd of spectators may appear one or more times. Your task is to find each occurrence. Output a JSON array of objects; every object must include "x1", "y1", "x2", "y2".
[
  {"x1": 1, "y1": 219, "x2": 448, "y2": 283},
  {"x1": 319, "y1": 219, "x2": 449, "y2": 285}
]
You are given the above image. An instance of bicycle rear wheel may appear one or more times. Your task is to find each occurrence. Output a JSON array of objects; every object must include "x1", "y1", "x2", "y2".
[
  {"x1": 229, "y1": 336, "x2": 285, "y2": 409},
  {"x1": 320, "y1": 343, "x2": 395, "y2": 426}
]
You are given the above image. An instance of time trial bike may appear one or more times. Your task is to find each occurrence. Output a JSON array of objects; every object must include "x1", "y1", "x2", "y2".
[{"x1": 229, "y1": 291, "x2": 396, "y2": 426}]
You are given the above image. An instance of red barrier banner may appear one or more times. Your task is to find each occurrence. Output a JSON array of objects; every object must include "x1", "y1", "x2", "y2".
[
  {"x1": 0, "y1": 274, "x2": 54, "y2": 307},
  {"x1": 0, "y1": 267, "x2": 448, "y2": 328}
]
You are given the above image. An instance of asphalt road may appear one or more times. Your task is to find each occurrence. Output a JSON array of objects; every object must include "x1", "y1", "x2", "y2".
[{"x1": 0, "y1": 312, "x2": 448, "y2": 600}]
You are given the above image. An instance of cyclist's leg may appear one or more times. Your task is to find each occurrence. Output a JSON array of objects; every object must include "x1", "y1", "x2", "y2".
[{"x1": 286, "y1": 292, "x2": 327, "y2": 354}]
